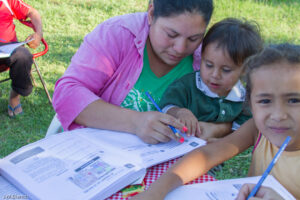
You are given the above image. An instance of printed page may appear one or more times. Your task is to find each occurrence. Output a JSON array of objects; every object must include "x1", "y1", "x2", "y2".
[
  {"x1": 0, "y1": 132, "x2": 144, "y2": 200},
  {"x1": 165, "y1": 175, "x2": 295, "y2": 200},
  {"x1": 70, "y1": 128, "x2": 206, "y2": 168},
  {"x1": 0, "y1": 176, "x2": 27, "y2": 200},
  {"x1": 0, "y1": 39, "x2": 34, "y2": 58}
]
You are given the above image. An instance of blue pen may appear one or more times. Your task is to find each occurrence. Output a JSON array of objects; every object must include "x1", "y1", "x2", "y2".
[
  {"x1": 247, "y1": 136, "x2": 291, "y2": 199},
  {"x1": 145, "y1": 91, "x2": 185, "y2": 143}
]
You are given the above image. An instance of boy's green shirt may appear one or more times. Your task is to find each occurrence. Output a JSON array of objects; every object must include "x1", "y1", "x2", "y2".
[{"x1": 160, "y1": 72, "x2": 251, "y2": 127}]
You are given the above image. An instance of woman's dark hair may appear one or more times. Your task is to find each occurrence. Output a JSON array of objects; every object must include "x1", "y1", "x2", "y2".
[
  {"x1": 202, "y1": 18, "x2": 263, "y2": 66},
  {"x1": 153, "y1": 0, "x2": 213, "y2": 25},
  {"x1": 244, "y1": 43, "x2": 300, "y2": 102}
]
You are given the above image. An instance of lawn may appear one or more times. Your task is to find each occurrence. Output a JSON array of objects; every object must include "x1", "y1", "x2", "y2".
[{"x1": 0, "y1": 0, "x2": 299, "y2": 180}]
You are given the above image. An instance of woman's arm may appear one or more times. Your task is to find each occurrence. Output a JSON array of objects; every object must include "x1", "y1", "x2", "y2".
[
  {"x1": 75, "y1": 99, "x2": 185, "y2": 144},
  {"x1": 53, "y1": 21, "x2": 136, "y2": 131},
  {"x1": 132, "y1": 119, "x2": 257, "y2": 200}
]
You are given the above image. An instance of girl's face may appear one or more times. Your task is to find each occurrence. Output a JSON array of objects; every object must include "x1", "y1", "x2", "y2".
[
  {"x1": 200, "y1": 42, "x2": 243, "y2": 97},
  {"x1": 148, "y1": 6, "x2": 207, "y2": 67},
  {"x1": 250, "y1": 62, "x2": 300, "y2": 151}
]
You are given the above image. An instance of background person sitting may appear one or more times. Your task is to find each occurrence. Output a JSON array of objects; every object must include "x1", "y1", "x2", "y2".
[{"x1": 0, "y1": 0, "x2": 43, "y2": 117}]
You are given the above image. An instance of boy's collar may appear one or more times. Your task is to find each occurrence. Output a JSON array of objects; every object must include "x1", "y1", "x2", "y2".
[{"x1": 195, "y1": 71, "x2": 246, "y2": 102}]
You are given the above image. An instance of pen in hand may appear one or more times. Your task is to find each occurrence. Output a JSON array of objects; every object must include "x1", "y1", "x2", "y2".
[
  {"x1": 246, "y1": 136, "x2": 291, "y2": 200},
  {"x1": 145, "y1": 91, "x2": 186, "y2": 143}
]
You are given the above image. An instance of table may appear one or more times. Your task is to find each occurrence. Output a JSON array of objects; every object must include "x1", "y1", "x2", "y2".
[{"x1": 107, "y1": 158, "x2": 216, "y2": 200}]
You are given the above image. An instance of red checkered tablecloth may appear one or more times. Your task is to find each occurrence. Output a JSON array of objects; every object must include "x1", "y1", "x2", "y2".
[{"x1": 106, "y1": 157, "x2": 216, "y2": 200}]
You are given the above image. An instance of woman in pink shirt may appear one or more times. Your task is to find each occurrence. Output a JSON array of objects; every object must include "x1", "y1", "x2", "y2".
[{"x1": 53, "y1": 0, "x2": 231, "y2": 144}]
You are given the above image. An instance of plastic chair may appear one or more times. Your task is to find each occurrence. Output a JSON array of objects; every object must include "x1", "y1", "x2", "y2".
[
  {"x1": 0, "y1": 20, "x2": 52, "y2": 103},
  {"x1": 45, "y1": 113, "x2": 63, "y2": 137}
]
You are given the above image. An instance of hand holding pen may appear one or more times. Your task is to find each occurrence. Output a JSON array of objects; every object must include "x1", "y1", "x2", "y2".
[
  {"x1": 236, "y1": 184, "x2": 284, "y2": 200},
  {"x1": 145, "y1": 91, "x2": 187, "y2": 143},
  {"x1": 246, "y1": 136, "x2": 291, "y2": 200}
]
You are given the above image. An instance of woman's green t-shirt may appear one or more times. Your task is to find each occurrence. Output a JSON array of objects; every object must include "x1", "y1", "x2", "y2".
[{"x1": 121, "y1": 46, "x2": 194, "y2": 112}]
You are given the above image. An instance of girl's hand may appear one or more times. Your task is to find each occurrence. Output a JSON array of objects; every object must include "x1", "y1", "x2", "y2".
[
  {"x1": 173, "y1": 108, "x2": 201, "y2": 137},
  {"x1": 236, "y1": 183, "x2": 284, "y2": 200},
  {"x1": 134, "y1": 111, "x2": 185, "y2": 144}
]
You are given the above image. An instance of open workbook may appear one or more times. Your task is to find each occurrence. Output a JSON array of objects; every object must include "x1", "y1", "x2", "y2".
[
  {"x1": 165, "y1": 175, "x2": 295, "y2": 200},
  {"x1": 0, "y1": 128, "x2": 206, "y2": 200},
  {"x1": 0, "y1": 39, "x2": 33, "y2": 58}
]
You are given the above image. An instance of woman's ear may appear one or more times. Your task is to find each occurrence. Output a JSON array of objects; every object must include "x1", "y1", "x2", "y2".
[{"x1": 147, "y1": 2, "x2": 154, "y2": 25}]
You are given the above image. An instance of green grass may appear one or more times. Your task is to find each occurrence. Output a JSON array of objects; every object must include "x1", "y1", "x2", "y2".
[{"x1": 0, "y1": 0, "x2": 299, "y2": 180}]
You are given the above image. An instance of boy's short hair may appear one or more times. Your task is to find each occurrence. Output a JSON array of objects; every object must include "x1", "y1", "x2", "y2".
[{"x1": 202, "y1": 18, "x2": 263, "y2": 66}]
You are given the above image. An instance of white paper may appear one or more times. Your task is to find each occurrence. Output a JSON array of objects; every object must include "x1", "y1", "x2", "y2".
[
  {"x1": 74, "y1": 128, "x2": 206, "y2": 168},
  {"x1": 0, "y1": 39, "x2": 33, "y2": 58},
  {"x1": 165, "y1": 175, "x2": 295, "y2": 200},
  {"x1": 64, "y1": 128, "x2": 206, "y2": 185},
  {"x1": 130, "y1": 170, "x2": 147, "y2": 185},
  {"x1": 0, "y1": 132, "x2": 145, "y2": 200},
  {"x1": 0, "y1": 128, "x2": 205, "y2": 200},
  {"x1": 0, "y1": 176, "x2": 27, "y2": 200}
]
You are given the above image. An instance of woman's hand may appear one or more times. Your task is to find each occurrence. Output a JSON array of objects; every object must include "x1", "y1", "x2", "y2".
[
  {"x1": 168, "y1": 107, "x2": 201, "y2": 137},
  {"x1": 134, "y1": 111, "x2": 186, "y2": 144},
  {"x1": 236, "y1": 184, "x2": 284, "y2": 200}
]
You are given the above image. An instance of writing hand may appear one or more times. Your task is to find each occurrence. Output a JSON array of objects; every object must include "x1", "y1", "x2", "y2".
[
  {"x1": 134, "y1": 111, "x2": 185, "y2": 144},
  {"x1": 236, "y1": 183, "x2": 284, "y2": 200}
]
